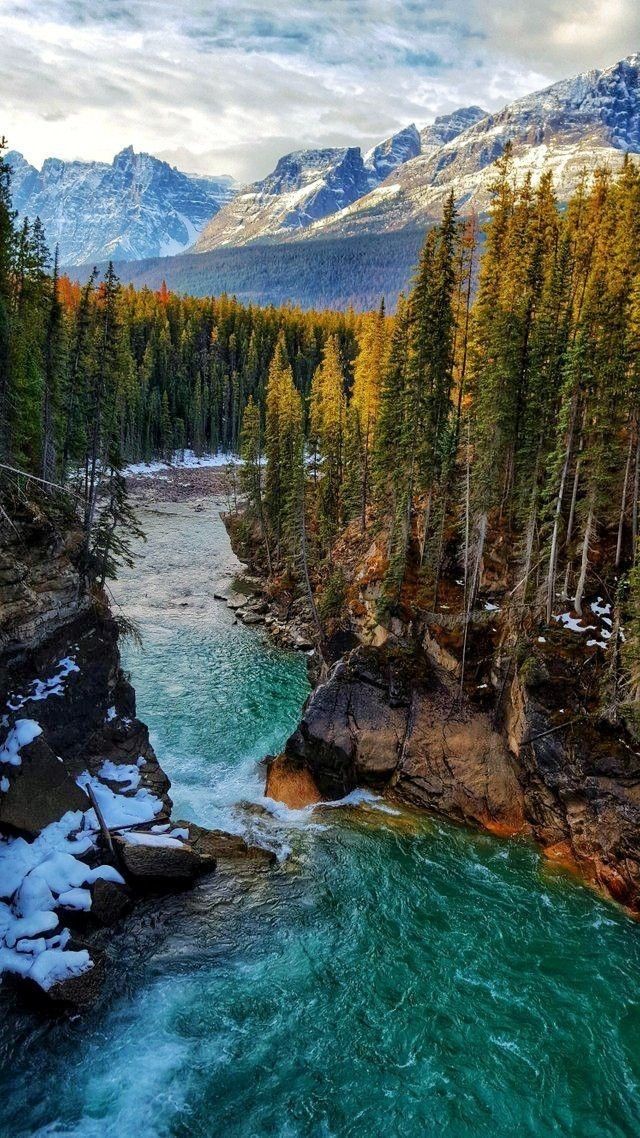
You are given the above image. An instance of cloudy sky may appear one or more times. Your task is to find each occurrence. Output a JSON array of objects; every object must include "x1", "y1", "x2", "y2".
[{"x1": 2, "y1": 0, "x2": 639, "y2": 182}]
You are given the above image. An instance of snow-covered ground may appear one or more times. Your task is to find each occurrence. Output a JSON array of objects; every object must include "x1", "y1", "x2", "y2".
[
  {"x1": 123, "y1": 450, "x2": 239, "y2": 478},
  {"x1": 554, "y1": 597, "x2": 615, "y2": 649}
]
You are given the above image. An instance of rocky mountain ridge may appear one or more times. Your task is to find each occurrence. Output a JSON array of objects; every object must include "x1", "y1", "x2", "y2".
[
  {"x1": 193, "y1": 112, "x2": 485, "y2": 252},
  {"x1": 7, "y1": 146, "x2": 237, "y2": 266},
  {"x1": 307, "y1": 53, "x2": 640, "y2": 238}
]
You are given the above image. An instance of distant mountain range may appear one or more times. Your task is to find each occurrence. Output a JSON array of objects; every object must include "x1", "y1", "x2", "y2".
[
  {"x1": 196, "y1": 54, "x2": 639, "y2": 250},
  {"x1": 193, "y1": 110, "x2": 487, "y2": 252},
  {"x1": 7, "y1": 146, "x2": 236, "y2": 265},
  {"x1": 10, "y1": 53, "x2": 639, "y2": 306}
]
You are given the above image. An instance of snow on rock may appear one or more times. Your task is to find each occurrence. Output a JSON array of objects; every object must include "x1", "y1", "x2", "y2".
[
  {"x1": 0, "y1": 719, "x2": 42, "y2": 766},
  {"x1": 123, "y1": 831, "x2": 184, "y2": 849},
  {"x1": 97, "y1": 759, "x2": 141, "y2": 792},
  {"x1": 0, "y1": 791, "x2": 128, "y2": 993},
  {"x1": 7, "y1": 657, "x2": 79, "y2": 712},
  {"x1": 28, "y1": 947, "x2": 94, "y2": 992},
  {"x1": 77, "y1": 772, "x2": 163, "y2": 829}
]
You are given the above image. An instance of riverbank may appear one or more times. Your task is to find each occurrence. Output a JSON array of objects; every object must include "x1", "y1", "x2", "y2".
[
  {"x1": 0, "y1": 494, "x2": 289, "y2": 1010},
  {"x1": 220, "y1": 500, "x2": 640, "y2": 917}
]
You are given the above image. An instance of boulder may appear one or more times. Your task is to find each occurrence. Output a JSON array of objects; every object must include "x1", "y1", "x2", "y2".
[
  {"x1": 45, "y1": 957, "x2": 105, "y2": 1009},
  {"x1": 114, "y1": 835, "x2": 201, "y2": 885},
  {"x1": 90, "y1": 878, "x2": 133, "y2": 925},
  {"x1": 0, "y1": 733, "x2": 88, "y2": 835},
  {"x1": 25, "y1": 945, "x2": 106, "y2": 1011},
  {"x1": 240, "y1": 611, "x2": 264, "y2": 625},
  {"x1": 285, "y1": 649, "x2": 409, "y2": 796},
  {"x1": 181, "y1": 820, "x2": 277, "y2": 864},
  {"x1": 285, "y1": 645, "x2": 526, "y2": 836}
]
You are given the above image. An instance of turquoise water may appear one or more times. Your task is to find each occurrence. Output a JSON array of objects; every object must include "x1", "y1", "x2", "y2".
[{"x1": 2, "y1": 502, "x2": 640, "y2": 1137}]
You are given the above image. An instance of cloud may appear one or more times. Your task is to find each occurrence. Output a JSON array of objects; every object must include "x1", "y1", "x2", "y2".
[{"x1": 2, "y1": 0, "x2": 639, "y2": 181}]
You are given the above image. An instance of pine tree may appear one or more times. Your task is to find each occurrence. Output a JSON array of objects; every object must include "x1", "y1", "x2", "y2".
[
  {"x1": 346, "y1": 302, "x2": 388, "y2": 529},
  {"x1": 309, "y1": 335, "x2": 346, "y2": 550},
  {"x1": 240, "y1": 395, "x2": 272, "y2": 574},
  {"x1": 0, "y1": 138, "x2": 15, "y2": 462}
]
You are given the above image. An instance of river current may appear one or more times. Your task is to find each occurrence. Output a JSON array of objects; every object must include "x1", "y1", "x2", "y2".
[{"x1": 2, "y1": 500, "x2": 640, "y2": 1137}]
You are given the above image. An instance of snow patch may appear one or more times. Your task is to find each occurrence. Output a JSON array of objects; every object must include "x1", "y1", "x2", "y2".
[
  {"x1": 7, "y1": 657, "x2": 79, "y2": 712},
  {"x1": 0, "y1": 719, "x2": 42, "y2": 767},
  {"x1": 0, "y1": 807, "x2": 124, "y2": 993},
  {"x1": 124, "y1": 450, "x2": 239, "y2": 479},
  {"x1": 77, "y1": 772, "x2": 163, "y2": 829}
]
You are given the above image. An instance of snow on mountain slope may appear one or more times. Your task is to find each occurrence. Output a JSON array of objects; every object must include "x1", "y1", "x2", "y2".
[
  {"x1": 194, "y1": 115, "x2": 479, "y2": 252},
  {"x1": 419, "y1": 107, "x2": 488, "y2": 151},
  {"x1": 194, "y1": 146, "x2": 377, "y2": 251},
  {"x1": 307, "y1": 55, "x2": 640, "y2": 238},
  {"x1": 364, "y1": 124, "x2": 421, "y2": 180},
  {"x1": 8, "y1": 147, "x2": 237, "y2": 266}
]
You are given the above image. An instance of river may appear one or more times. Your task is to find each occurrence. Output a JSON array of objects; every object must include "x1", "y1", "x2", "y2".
[{"x1": 2, "y1": 500, "x2": 640, "y2": 1137}]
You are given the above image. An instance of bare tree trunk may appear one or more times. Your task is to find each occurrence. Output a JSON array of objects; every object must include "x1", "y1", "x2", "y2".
[
  {"x1": 546, "y1": 397, "x2": 579, "y2": 623},
  {"x1": 459, "y1": 427, "x2": 473, "y2": 702},
  {"x1": 432, "y1": 498, "x2": 447, "y2": 610},
  {"x1": 419, "y1": 490, "x2": 432, "y2": 567},
  {"x1": 299, "y1": 477, "x2": 326, "y2": 666},
  {"x1": 632, "y1": 425, "x2": 640, "y2": 556},
  {"x1": 616, "y1": 430, "x2": 634, "y2": 569},
  {"x1": 565, "y1": 457, "x2": 581, "y2": 550},
  {"x1": 574, "y1": 495, "x2": 594, "y2": 616}
]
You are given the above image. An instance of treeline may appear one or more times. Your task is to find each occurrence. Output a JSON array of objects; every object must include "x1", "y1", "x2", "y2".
[
  {"x1": 240, "y1": 147, "x2": 640, "y2": 701},
  {"x1": 78, "y1": 228, "x2": 426, "y2": 313}
]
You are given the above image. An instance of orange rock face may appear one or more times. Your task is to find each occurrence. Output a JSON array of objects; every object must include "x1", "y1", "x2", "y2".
[{"x1": 265, "y1": 755, "x2": 323, "y2": 809}]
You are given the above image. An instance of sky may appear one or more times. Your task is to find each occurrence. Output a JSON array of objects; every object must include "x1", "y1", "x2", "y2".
[{"x1": 2, "y1": 0, "x2": 639, "y2": 183}]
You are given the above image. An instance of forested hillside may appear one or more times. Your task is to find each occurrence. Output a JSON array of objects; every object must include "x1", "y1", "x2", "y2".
[
  {"x1": 3, "y1": 128, "x2": 640, "y2": 713},
  {"x1": 70, "y1": 228, "x2": 426, "y2": 313}
]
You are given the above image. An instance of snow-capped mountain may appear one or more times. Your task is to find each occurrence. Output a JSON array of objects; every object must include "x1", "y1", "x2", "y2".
[
  {"x1": 419, "y1": 106, "x2": 487, "y2": 151},
  {"x1": 193, "y1": 146, "x2": 373, "y2": 251},
  {"x1": 364, "y1": 124, "x2": 421, "y2": 180},
  {"x1": 306, "y1": 54, "x2": 640, "y2": 239},
  {"x1": 8, "y1": 146, "x2": 237, "y2": 266},
  {"x1": 195, "y1": 120, "x2": 448, "y2": 252}
]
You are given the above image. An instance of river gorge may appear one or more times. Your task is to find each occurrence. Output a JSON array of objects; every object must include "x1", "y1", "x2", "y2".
[{"x1": 2, "y1": 497, "x2": 640, "y2": 1137}]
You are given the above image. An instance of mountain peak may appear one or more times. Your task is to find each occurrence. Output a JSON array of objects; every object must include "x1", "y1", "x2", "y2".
[
  {"x1": 9, "y1": 149, "x2": 237, "y2": 265},
  {"x1": 365, "y1": 124, "x2": 421, "y2": 180},
  {"x1": 420, "y1": 106, "x2": 488, "y2": 150}
]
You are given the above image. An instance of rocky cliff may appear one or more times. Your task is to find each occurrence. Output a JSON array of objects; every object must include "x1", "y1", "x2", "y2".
[
  {"x1": 0, "y1": 501, "x2": 265, "y2": 1009},
  {"x1": 272, "y1": 628, "x2": 640, "y2": 914},
  {"x1": 222, "y1": 507, "x2": 640, "y2": 916}
]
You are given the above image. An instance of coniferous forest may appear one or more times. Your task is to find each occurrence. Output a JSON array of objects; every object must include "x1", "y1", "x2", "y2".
[{"x1": 2, "y1": 136, "x2": 640, "y2": 707}]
